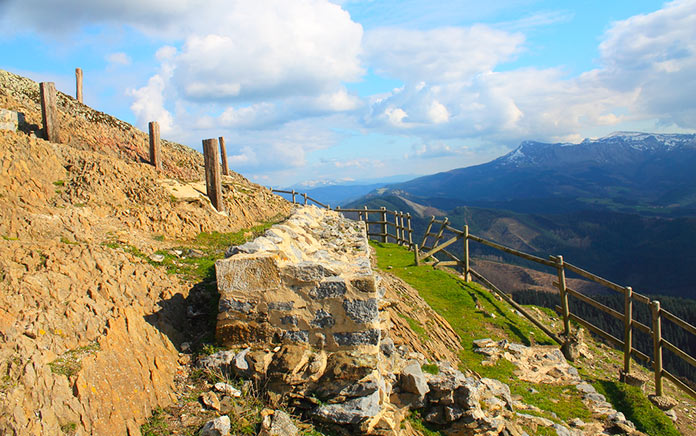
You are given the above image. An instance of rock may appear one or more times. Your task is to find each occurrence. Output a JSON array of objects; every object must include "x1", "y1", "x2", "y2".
[
  {"x1": 214, "y1": 382, "x2": 242, "y2": 398},
  {"x1": 199, "y1": 350, "x2": 236, "y2": 373},
  {"x1": 620, "y1": 371, "x2": 648, "y2": 389},
  {"x1": 234, "y1": 348, "x2": 250, "y2": 373},
  {"x1": 219, "y1": 298, "x2": 255, "y2": 314},
  {"x1": 473, "y1": 338, "x2": 497, "y2": 348},
  {"x1": 665, "y1": 409, "x2": 677, "y2": 422},
  {"x1": 575, "y1": 382, "x2": 596, "y2": 394},
  {"x1": 333, "y1": 329, "x2": 380, "y2": 346},
  {"x1": 268, "y1": 301, "x2": 295, "y2": 311},
  {"x1": 258, "y1": 410, "x2": 298, "y2": 436},
  {"x1": 148, "y1": 253, "x2": 165, "y2": 262},
  {"x1": 649, "y1": 395, "x2": 677, "y2": 411},
  {"x1": 342, "y1": 298, "x2": 379, "y2": 324},
  {"x1": 400, "y1": 361, "x2": 430, "y2": 399},
  {"x1": 200, "y1": 415, "x2": 231, "y2": 436},
  {"x1": 186, "y1": 248, "x2": 205, "y2": 258},
  {"x1": 310, "y1": 279, "x2": 348, "y2": 299},
  {"x1": 380, "y1": 337, "x2": 396, "y2": 357},
  {"x1": 282, "y1": 330, "x2": 309, "y2": 344},
  {"x1": 568, "y1": 418, "x2": 585, "y2": 427},
  {"x1": 553, "y1": 423, "x2": 581, "y2": 436},
  {"x1": 0, "y1": 108, "x2": 24, "y2": 131},
  {"x1": 313, "y1": 390, "x2": 381, "y2": 425},
  {"x1": 200, "y1": 392, "x2": 221, "y2": 411},
  {"x1": 311, "y1": 309, "x2": 335, "y2": 328}
]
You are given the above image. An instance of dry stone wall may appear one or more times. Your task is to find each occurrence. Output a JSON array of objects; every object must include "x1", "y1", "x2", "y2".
[{"x1": 215, "y1": 206, "x2": 382, "y2": 354}]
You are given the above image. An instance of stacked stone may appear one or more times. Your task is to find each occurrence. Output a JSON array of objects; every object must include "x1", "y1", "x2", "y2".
[{"x1": 215, "y1": 206, "x2": 382, "y2": 353}]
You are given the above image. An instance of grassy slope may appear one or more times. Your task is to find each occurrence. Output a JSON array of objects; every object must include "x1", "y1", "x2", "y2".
[{"x1": 371, "y1": 241, "x2": 680, "y2": 436}]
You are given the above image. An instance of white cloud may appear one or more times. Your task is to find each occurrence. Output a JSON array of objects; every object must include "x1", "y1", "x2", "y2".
[
  {"x1": 363, "y1": 25, "x2": 524, "y2": 83},
  {"x1": 128, "y1": 72, "x2": 175, "y2": 134},
  {"x1": 105, "y1": 52, "x2": 131, "y2": 66},
  {"x1": 404, "y1": 143, "x2": 463, "y2": 159}
]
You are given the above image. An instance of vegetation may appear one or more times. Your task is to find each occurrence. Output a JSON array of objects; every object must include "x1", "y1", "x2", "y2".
[
  {"x1": 48, "y1": 342, "x2": 101, "y2": 378},
  {"x1": 141, "y1": 407, "x2": 169, "y2": 436},
  {"x1": 370, "y1": 241, "x2": 681, "y2": 435}
]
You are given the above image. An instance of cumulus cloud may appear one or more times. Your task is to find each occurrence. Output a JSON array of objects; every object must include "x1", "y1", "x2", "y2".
[
  {"x1": 362, "y1": 1, "x2": 696, "y2": 143},
  {"x1": 363, "y1": 25, "x2": 524, "y2": 83}
]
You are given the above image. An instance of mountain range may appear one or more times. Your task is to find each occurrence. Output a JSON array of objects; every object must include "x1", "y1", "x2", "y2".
[{"x1": 342, "y1": 132, "x2": 696, "y2": 299}]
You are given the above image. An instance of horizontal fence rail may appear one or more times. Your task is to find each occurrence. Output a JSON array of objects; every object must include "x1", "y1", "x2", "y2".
[{"x1": 270, "y1": 191, "x2": 696, "y2": 399}]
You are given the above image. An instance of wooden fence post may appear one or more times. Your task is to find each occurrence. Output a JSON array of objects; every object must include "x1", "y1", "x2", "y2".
[
  {"x1": 148, "y1": 121, "x2": 161, "y2": 170},
  {"x1": 652, "y1": 300, "x2": 663, "y2": 396},
  {"x1": 406, "y1": 213, "x2": 413, "y2": 249},
  {"x1": 421, "y1": 216, "x2": 435, "y2": 249},
  {"x1": 291, "y1": 190, "x2": 296, "y2": 204},
  {"x1": 202, "y1": 138, "x2": 224, "y2": 212},
  {"x1": 555, "y1": 255, "x2": 571, "y2": 337},
  {"x1": 434, "y1": 217, "x2": 449, "y2": 246},
  {"x1": 39, "y1": 82, "x2": 60, "y2": 143},
  {"x1": 218, "y1": 136, "x2": 229, "y2": 176},
  {"x1": 394, "y1": 212, "x2": 401, "y2": 245},
  {"x1": 75, "y1": 68, "x2": 83, "y2": 103},
  {"x1": 304, "y1": 193, "x2": 308, "y2": 205},
  {"x1": 380, "y1": 207, "x2": 387, "y2": 243},
  {"x1": 463, "y1": 225, "x2": 471, "y2": 281},
  {"x1": 623, "y1": 286, "x2": 633, "y2": 374},
  {"x1": 364, "y1": 206, "x2": 369, "y2": 237},
  {"x1": 414, "y1": 244, "x2": 421, "y2": 266}
]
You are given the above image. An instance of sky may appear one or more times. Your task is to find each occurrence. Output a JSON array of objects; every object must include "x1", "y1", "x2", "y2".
[{"x1": 1, "y1": 0, "x2": 695, "y2": 187}]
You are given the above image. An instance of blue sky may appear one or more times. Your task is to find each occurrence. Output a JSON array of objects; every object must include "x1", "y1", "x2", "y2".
[{"x1": 2, "y1": 0, "x2": 695, "y2": 187}]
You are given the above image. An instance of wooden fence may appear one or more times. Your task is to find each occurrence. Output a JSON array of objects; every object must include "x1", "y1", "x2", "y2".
[
  {"x1": 269, "y1": 191, "x2": 696, "y2": 400},
  {"x1": 416, "y1": 216, "x2": 696, "y2": 400}
]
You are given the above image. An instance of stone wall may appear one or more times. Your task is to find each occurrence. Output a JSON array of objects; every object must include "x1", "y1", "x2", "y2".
[{"x1": 215, "y1": 206, "x2": 382, "y2": 354}]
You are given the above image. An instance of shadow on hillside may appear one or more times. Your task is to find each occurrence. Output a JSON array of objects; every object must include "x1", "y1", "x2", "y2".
[{"x1": 144, "y1": 273, "x2": 221, "y2": 353}]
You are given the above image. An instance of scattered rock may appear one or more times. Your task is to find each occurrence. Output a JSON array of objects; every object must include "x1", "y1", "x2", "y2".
[
  {"x1": 649, "y1": 394, "x2": 678, "y2": 411},
  {"x1": 259, "y1": 410, "x2": 299, "y2": 436},
  {"x1": 200, "y1": 415, "x2": 231, "y2": 436},
  {"x1": 214, "y1": 382, "x2": 242, "y2": 398},
  {"x1": 148, "y1": 253, "x2": 165, "y2": 262},
  {"x1": 200, "y1": 392, "x2": 221, "y2": 411}
]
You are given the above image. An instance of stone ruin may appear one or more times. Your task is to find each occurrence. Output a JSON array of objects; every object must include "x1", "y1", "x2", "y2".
[
  {"x1": 215, "y1": 205, "x2": 380, "y2": 353},
  {"x1": 208, "y1": 206, "x2": 643, "y2": 435}
]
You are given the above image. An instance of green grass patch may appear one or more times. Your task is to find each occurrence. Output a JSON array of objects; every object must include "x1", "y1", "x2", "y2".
[
  {"x1": 60, "y1": 422, "x2": 77, "y2": 435},
  {"x1": 48, "y1": 342, "x2": 100, "y2": 378},
  {"x1": 594, "y1": 381, "x2": 680, "y2": 436},
  {"x1": 60, "y1": 236, "x2": 79, "y2": 245},
  {"x1": 421, "y1": 363, "x2": 439, "y2": 375},
  {"x1": 398, "y1": 314, "x2": 430, "y2": 342},
  {"x1": 53, "y1": 180, "x2": 65, "y2": 186},
  {"x1": 370, "y1": 242, "x2": 592, "y2": 423},
  {"x1": 406, "y1": 411, "x2": 444, "y2": 436},
  {"x1": 141, "y1": 407, "x2": 169, "y2": 436}
]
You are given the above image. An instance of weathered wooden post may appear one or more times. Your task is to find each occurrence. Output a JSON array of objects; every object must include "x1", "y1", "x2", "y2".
[
  {"x1": 421, "y1": 216, "x2": 435, "y2": 248},
  {"x1": 623, "y1": 286, "x2": 633, "y2": 374},
  {"x1": 39, "y1": 82, "x2": 60, "y2": 143},
  {"x1": 303, "y1": 193, "x2": 308, "y2": 205},
  {"x1": 463, "y1": 225, "x2": 471, "y2": 281},
  {"x1": 394, "y1": 211, "x2": 401, "y2": 244},
  {"x1": 414, "y1": 244, "x2": 421, "y2": 266},
  {"x1": 380, "y1": 207, "x2": 387, "y2": 243},
  {"x1": 364, "y1": 206, "x2": 369, "y2": 236},
  {"x1": 202, "y1": 138, "x2": 224, "y2": 212},
  {"x1": 406, "y1": 213, "x2": 413, "y2": 249},
  {"x1": 652, "y1": 301, "x2": 663, "y2": 396},
  {"x1": 75, "y1": 68, "x2": 83, "y2": 103},
  {"x1": 291, "y1": 190, "x2": 296, "y2": 204},
  {"x1": 218, "y1": 136, "x2": 229, "y2": 176},
  {"x1": 148, "y1": 121, "x2": 161, "y2": 170},
  {"x1": 555, "y1": 255, "x2": 571, "y2": 337},
  {"x1": 434, "y1": 217, "x2": 449, "y2": 246}
]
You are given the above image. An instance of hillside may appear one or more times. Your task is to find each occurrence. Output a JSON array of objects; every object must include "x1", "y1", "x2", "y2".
[
  {"x1": 346, "y1": 133, "x2": 696, "y2": 299},
  {"x1": 0, "y1": 69, "x2": 291, "y2": 435}
]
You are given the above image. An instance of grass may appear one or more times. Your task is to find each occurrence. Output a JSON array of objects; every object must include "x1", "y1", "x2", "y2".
[
  {"x1": 141, "y1": 407, "x2": 169, "y2": 436},
  {"x1": 406, "y1": 411, "x2": 444, "y2": 436},
  {"x1": 371, "y1": 241, "x2": 683, "y2": 435},
  {"x1": 60, "y1": 422, "x2": 77, "y2": 435},
  {"x1": 421, "y1": 363, "x2": 439, "y2": 375},
  {"x1": 399, "y1": 314, "x2": 430, "y2": 342},
  {"x1": 371, "y1": 242, "x2": 593, "y2": 423},
  {"x1": 594, "y1": 381, "x2": 680, "y2": 436},
  {"x1": 103, "y1": 217, "x2": 283, "y2": 282},
  {"x1": 48, "y1": 342, "x2": 101, "y2": 378}
]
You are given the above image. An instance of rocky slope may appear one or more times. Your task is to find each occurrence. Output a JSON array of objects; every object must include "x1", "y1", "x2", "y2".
[{"x1": 0, "y1": 69, "x2": 291, "y2": 435}]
